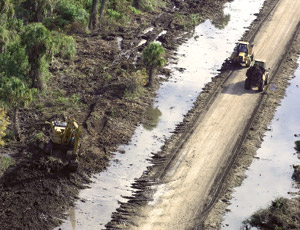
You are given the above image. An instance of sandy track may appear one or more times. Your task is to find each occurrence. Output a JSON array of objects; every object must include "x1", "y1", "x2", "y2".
[{"x1": 128, "y1": 0, "x2": 300, "y2": 229}]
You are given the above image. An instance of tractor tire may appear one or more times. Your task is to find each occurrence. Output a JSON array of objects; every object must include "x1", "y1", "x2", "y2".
[
  {"x1": 264, "y1": 75, "x2": 269, "y2": 85},
  {"x1": 246, "y1": 59, "x2": 251, "y2": 67},
  {"x1": 245, "y1": 78, "x2": 251, "y2": 90},
  {"x1": 258, "y1": 80, "x2": 264, "y2": 92}
]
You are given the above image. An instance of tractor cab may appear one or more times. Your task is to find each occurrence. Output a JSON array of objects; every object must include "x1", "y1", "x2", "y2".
[
  {"x1": 45, "y1": 118, "x2": 82, "y2": 171},
  {"x1": 230, "y1": 41, "x2": 254, "y2": 66},
  {"x1": 237, "y1": 43, "x2": 248, "y2": 54}
]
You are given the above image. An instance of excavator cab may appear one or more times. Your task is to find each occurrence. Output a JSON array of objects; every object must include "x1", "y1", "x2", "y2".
[
  {"x1": 230, "y1": 41, "x2": 254, "y2": 67},
  {"x1": 49, "y1": 119, "x2": 82, "y2": 155},
  {"x1": 45, "y1": 118, "x2": 82, "y2": 171}
]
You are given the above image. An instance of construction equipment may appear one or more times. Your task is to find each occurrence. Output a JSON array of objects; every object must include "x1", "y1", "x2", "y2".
[
  {"x1": 45, "y1": 118, "x2": 82, "y2": 171},
  {"x1": 245, "y1": 59, "x2": 269, "y2": 92},
  {"x1": 230, "y1": 41, "x2": 254, "y2": 67}
]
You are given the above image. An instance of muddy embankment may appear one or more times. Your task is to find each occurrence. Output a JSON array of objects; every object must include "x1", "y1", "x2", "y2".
[
  {"x1": 105, "y1": 0, "x2": 300, "y2": 228},
  {"x1": 0, "y1": 0, "x2": 233, "y2": 230}
]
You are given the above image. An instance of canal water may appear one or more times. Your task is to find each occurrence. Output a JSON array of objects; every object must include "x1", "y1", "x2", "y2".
[
  {"x1": 221, "y1": 57, "x2": 300, "y2": 230},
  {"x1": 57, "y1": 0, "x2": 265, "y2": 229}
]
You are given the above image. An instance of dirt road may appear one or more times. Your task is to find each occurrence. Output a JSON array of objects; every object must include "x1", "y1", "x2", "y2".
[{"x1": 124, "y1": 0, "x2": 300, "y2": 229}]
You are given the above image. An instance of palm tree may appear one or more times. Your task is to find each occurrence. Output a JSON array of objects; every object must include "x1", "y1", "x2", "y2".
[
  {"x1": 0, "y1": 77, "x2": 37, "y2": 140},
  {"x1": 99, "y1": 0, "x2": 108, "y2": 20},
  {"x1": 142, "y1": 42, "x2": 166, "y2": 87},
  {"x1": 89, "y1": 0, "x2": 99, "y2": 30},
  {"x1": 88, "y1": 0, "x2": 108, "y2": 30},
  {"x1": 21, "y1": 23, "x2": 53, "y2": 90},
  {"x1": 132, "y1": 0, "x2": 140, "y2": 9}
]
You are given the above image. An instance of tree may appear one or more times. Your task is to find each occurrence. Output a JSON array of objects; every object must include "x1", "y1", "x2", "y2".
[
  {"x1": 211, "y1": 12, "x2": 231, "y2": 30},
  {"x1": 99, "y1": 0, "x2": 108, "y2": 20},
  {"x1": 17, "y1": 0, "x2": 56, "y2": 22},
  {"x1": 0, "y1": 77, "x2": 37, "y2": 140},
  {"x1": 132, "y1": 0, "x2": 140, "y2": 9},
  {"x1": 21, "y1": 23, "x2": 53, "y2": 90},
  {"x1": 88, "y1": 0, "x2": 108, "y2": 30},
  {"x1": 89, "y1": 0, "x2": 99, "y2": 30},
  {"x1": 142, "y1": 42, "x2": 166, "y2": 87},
  {"x1": 0, "y1": 108, "x2": 10, "y2": 146}
]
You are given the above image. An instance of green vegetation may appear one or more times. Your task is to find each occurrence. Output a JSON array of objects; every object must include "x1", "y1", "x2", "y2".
[
  {"x1": 0, "y1": 0, "x2": 168, "y2": 143},
  {"x1": 174, "y1": 13, "x2": 201, "y2": 30},
  {"x1": 0, "y1": 108, "x2": 10, "y2": 146},
  {"x1": 123, "y1": 69, "x2": 148, "y2": 99},
  {"x1": 142, "y1": 42, "x2": 166, "y2": 87},
  {"x1": 21, "y1": 23, "x2": 54, "y2": 90},
  {"x1": 0, "y1": 155, "x2": 14, "y2": 176},
  {"x1": 295, "y1": 140, "x2": 300, "y2": 151},
  {"x1": 244, "y1": 197, "x2": 300, "y2": 230},
  {"x1": 142, "y1": 106, "x2": 162, "y2": 131},
  {"x1": 0, "y1": 77, "x2": 37, "y2": 140}
]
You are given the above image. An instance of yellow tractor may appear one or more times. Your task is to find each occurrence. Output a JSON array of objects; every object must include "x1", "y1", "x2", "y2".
[
  {"x1": 230, "y1": 41, "x2": 254, "y2": 67},
  {"x1": 45, "y1": 118, "x2": 82, "y2": 171}
]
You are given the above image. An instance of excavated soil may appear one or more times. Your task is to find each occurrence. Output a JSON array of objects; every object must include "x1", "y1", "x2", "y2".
[{"x1": 0, "y1": 0, "x2": 234, "y2": 229}]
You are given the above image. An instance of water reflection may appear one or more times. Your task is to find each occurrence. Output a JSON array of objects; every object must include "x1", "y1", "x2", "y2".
[
  {"x1": 142, "y1": 106, "x2": 162, "y2": 131},
  {"x1": 211, "y1": 13, "x2": 231, "y2": 30}
]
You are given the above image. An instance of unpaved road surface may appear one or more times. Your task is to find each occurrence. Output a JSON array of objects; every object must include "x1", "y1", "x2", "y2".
[{"x1": 124, "y1": 0, "x2": 300, "y2": 229}]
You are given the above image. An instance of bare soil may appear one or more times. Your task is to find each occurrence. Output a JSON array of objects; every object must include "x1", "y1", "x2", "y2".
[{"x1": 0, "y1": 0, "x2": 234, "y2": 229}]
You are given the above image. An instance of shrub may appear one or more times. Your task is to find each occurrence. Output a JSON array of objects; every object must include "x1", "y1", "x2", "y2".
[
  {"x1": 129, "y1": 6, "x2": 141, "y2": 15},
  {"x1": 295, "y1": 140, "x2": 300, "y2": 151},
  {"x1": 52, "y1": 31, "x2": 76, "y2": 59},
  {"x1": 0, "y1": 108, "x2": 10, "y2": 146},
  {"x1": 56, "y1": 0, "x2": 89, "y2": 26},
  {"x1": 0, "y1": 155, "x2": 14, "y2": 176},
  {"x1": 0, "y1": 39, "x2": 29, "y2": 80},
  {"x1": 107, "y1": 9, "x2": 122, "y2": 20},
  {"x1": 43, "y1": 0, "x2": 89, "y2": 30},
  {"x1": 244, "y1": 197, "x2": 300, "y2": 230}
]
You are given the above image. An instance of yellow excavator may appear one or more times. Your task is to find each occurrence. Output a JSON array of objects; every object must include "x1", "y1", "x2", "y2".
[
  {"x1": 45, "y1": 118, "x2": 82, "y2": 171},
  {"x1": 230, "y1": 41, "x2": 254, "y2": 67}
]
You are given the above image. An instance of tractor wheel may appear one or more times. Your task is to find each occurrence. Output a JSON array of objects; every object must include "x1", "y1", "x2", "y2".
[
  {"x1": 258, "y1": 80, "x2": 264, "y2": 92},
  {"x1": 246, "y1": 59, "x2": 251, "y2": 67},
  {"x1": 264, "y1": 75, "x2": 269, "y2": 85},
  {"x1": 245, "y1": 78, "x2": 251, "y2": 90}
]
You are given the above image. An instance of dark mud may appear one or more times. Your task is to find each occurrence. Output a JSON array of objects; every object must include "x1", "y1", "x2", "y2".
[{"x1": 0, "y1": 0, "x2": 234, "y2": 229}]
